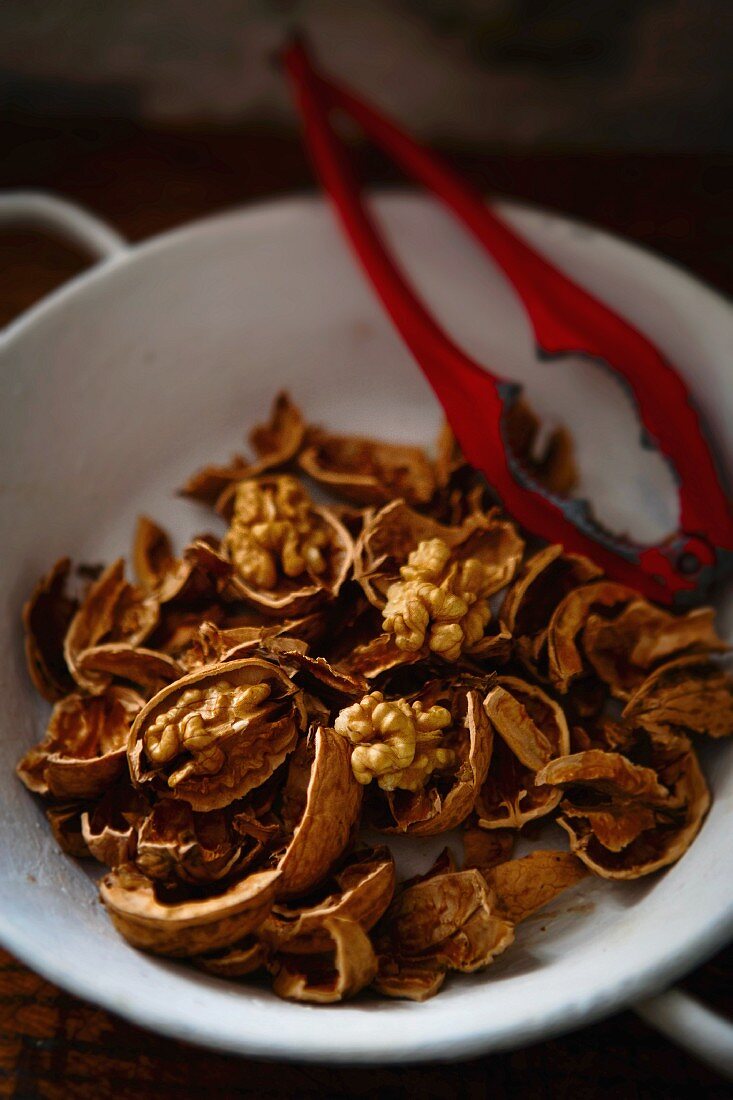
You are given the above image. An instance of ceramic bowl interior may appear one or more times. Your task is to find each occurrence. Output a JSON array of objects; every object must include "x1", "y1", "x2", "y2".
[{"x1": 1, "y1": 194, "x2": 731, "y2": 1062}]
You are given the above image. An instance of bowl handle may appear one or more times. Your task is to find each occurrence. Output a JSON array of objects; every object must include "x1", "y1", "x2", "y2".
[
  {"x1": 0, "y1": 190, "x2": 127, "y2": 263},
  {"x1": 635, "y1": 988, "x2": 733, "y2": 1079}
]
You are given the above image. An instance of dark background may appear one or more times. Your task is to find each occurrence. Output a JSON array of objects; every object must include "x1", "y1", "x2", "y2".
[{"x1": 1, "y1": 2, "x2": 732, "y2": 1096}]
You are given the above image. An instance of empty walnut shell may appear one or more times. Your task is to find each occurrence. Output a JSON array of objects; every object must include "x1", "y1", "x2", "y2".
[
  {"x1": 274, "y1": 726, "x2": 362, "y2": 898},
  {"x1": 547, "y1": 580, "x2": 637, "y2": 693},
  {"x1": 64, "y1": 560, "x2": 160, "y2": 693},
  {"x1": 194, "y1": 936, "x2": 269, "y2": 978},
  {"x1": 74, "y1": 643, "x2": 183, "y2": 695},
  {"x1": 81, "y1": 782, "x2": 150, "y2": 869},
  {"x1": 133, "y1": 516, "x2": 176, "y2": 591},
  {"x1": 46, "y1": 803, "x2": 90, "y2": 859},
  {"x1": 476, "y1": 676, "x2": 571, "y2": 829},
  {"x1": 99, "y1": 864, "x2": 280, "y2": 957},
  {"x1": 555, "y1": 747, "x2": 709, "y2": 879},
  {"x1": 485, "y1": 850, "x2": 587, "y2": 923},
  {"x1": 370, "y1": 689, "x2": 493, "y2": 836},
  {"x1": 500, "y1": 546, "x2": 602, "y2": 676},
  {"x1": 270, "y1": 916, "x2": 378, "y2": 1003},
  {"x1": 128, "y1": 658, "x2": 306, "y2": 811},
  {"x1": 17, "y1": 686, "x2": 144, "y2": 800},
  {"x1": 583, "y1": 602, "x2": 726, "y2": 700},
  {"x1": 134, "y1": 799, "x2": 262, "y2": 885},
  {"x1": 622, "y1": 655, "x2": 733, "y2": 740},
  {"x1": 23, "y1": 557, "x2": 77, "y2": 701},
  {"x1": 181, "y1": 391, "x2": 306, "y2": 506},
  {"x1": 373, "y1": 863, "x2": 514, "y2": 1001},
  {"x1": 299, "y1": 430, "x2": 436, "y2": 507},
  {"x1": 261, "y1": 846, "x2": 395, "y2": 954}
]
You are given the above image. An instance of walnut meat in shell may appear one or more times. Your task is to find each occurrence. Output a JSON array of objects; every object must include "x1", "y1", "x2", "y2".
[
  {"x1": 222, "y1": 476, "x2": 354, "y2": 615},
  {"x1": 128, "y1": 658, "x2": 306, "y2": 811}
]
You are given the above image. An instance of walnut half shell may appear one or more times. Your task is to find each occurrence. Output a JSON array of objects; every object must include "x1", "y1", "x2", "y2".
[
  {"x1": 99, "y1": 865, "x2": 280, "y2": 957},
  {"x1": 128, "y1": 658, "x2": 306, "y2": 811}
]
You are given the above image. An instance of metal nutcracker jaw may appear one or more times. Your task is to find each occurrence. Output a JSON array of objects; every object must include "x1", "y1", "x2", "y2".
[{"x1": 283, "y1": 40, "x2": 733, "y2": 607}]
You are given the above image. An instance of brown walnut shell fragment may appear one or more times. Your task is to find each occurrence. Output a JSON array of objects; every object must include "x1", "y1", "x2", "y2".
[
  {"x1": 128, "y1": 658, "x2": 306, "y2": 811},
  {"x1": 133, "y1": 517, "x2": 175, "y2": 590},
  {"x1": 476, "y1": 676, "x2": 570, "y2": 829},
  {"x1": 485, "y1": 850, "x2": 587, "y2": 923},
  {"x1": 155, "y1": 541, "x2": 234, "y2": 606},
  {"x1": 555, "y1": 747, "x2": 709, "y2": 879},
  {"x1": 547, "y1": 580, "x2": 638, "y2": 693},
  {"x1": 373, "y1": 864, "x2": 514, "y2": 1001},
  {"x1": 99, "y1": 864, "x2": 280, "y2": 957},
  {"x1": 194, "y1": 936, "x2": 269, "y2": 978},
  {"x1": 17, "y1": 686, "x2": 144, "y2": 800},
  {"x1": 81, "y1": 782, "x2": 150, "y2": 869},
  {"x1": 270, "y1": 916, "x2": 378, "y2": 1004},
  {"x1": 536, "y1": 750, "x2": 670, "y2": 804},
  {"x1": 583, "y1": 601, "x2": 726, "y2": 700},
  {"x1": 261, "y1": 846, "x2": 395, "y2": 954},
  {"x1": 134, "y1": 799, "x2": 268, "y2": 885},
  {"x1": 75, "y1": 643, "x2": 183, "y2": 694},
  {"x1": 462, "y1": 826, "x2": 515, "y2": 875},
  {"x1": 299, "y1": 429, "x2": 436, "y2": 507},
  {"x1": 64, "y1": 559, "x2": 160, "y2": 693},
  {"x1": 622, "y1": 656, "x2": 733, "y2": 740},
  {"x1": 221, "y1": 476, "x2": 354, "y2": 617},
  {"x1": 46, "y1": 804, "x2": 91, "y2": 859},
  {"x1": 500, "y1": 546, "x2": 602, "y2": 676},
  {"x1": 274, "y1": 726, "x2": 362, "y2": 898},
  {"x1": 180, "y1": 391, "x2": 306, "y2": 505},
  {"x1": 23, "y1": 558, "x2": 77, "y2": 701},
  {"x1": 359, "y1": 689, "x2": 493, "y2": 836}
]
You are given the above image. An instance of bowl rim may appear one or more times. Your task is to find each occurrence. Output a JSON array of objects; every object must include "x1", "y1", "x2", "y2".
[{"x1": 1, "y1": 190, "x2": 732, "y2": 1063}]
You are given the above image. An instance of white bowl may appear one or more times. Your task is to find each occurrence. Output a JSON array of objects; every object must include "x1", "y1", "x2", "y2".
[{"x1": 0, "y1": 191, "x2": 731, "y2": 1064}]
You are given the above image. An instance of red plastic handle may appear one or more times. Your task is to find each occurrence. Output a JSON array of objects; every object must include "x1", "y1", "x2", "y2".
[{"x1": 283, "y1": 41, "x2": 733, "y2": 605}]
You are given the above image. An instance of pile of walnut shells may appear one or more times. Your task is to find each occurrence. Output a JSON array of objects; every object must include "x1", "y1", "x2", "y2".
[{"x1": 18, "y1": 393, "x2": 733, "y2": 1004}]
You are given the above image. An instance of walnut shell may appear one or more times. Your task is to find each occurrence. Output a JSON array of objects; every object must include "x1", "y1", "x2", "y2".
[
  {"x1": 373, "y1": 862, "x2": 514, "y2": 1001},
  {"x1": 261, "y1": 846, "x2": 395, "y2": 954},
  {"x1": 476, "y1": 676, "x2": 570, "y2": 829},
  {"x1": 583, "y1": 602, "x2": 726, "y2": 700},
  {"x1": 17, "y1": 686, "x2": 144, "y2": 800},
  {"x1": 547, "y1": 580, "x2": 638, "y2": 693},
  {"x1": 556, "y1": 747, "x2": 709, "y2": 879},
  {"x1": 299, "y1": 430, "x2": 436, "y2": 507},
  {"x1": 270, "y1": 916, "x2": 378, "y2": 1003},
  {"x1": 64, "y1": 560, "x2": 160, "y2": 693},
  {"x1": 622, "y1": 655, "x2": 733, "y2": 740},
  {"x1": 485, "y1": 851, "x2": 587, "y2": 923},
  {"x1": 99, "y1": 864, "x2": 280, "y2": 957},
  {"x1": 274, "y1": 726, "x2": 362, "y2": 898},
  {"x1": 22, "y1": 557, "x2": 76, "y2": 701},
  {"x1": 128, "y1": 658, "x2": 306, "y2": 811},
  {"x1": 181, "y1": 391, "x2": 306, "y2": 506}
]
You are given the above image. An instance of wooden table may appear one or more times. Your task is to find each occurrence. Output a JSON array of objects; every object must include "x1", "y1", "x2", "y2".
[{"x1": 1, "y1": 118, "x2": 731, "y2": 1097}]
